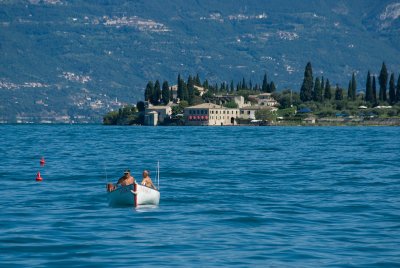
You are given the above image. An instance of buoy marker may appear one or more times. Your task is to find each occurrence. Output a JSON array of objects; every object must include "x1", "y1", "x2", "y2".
[
  {"x1": 40, "y1": 157, "x2": 45, "y2": 166},
  {"x1": 36, "y1": 172, "x2": 43, "y2": 182}
]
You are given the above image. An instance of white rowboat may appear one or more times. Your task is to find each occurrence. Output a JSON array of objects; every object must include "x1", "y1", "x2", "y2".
[{"x1": 107, "y1": 183, "x2": 160, "y2": 207}]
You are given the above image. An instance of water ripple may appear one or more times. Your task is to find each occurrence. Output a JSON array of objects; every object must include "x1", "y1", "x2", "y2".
[{"x1": 0, "y1": 125, "x2": 399, "y2": 267}]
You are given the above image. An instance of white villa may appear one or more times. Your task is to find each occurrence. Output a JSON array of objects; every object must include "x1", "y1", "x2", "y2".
[
  {"x1": 144, "y1": 105, "x2": 172, "y2": 126},
  {"x1": 249, "y1": 93, "x2": 278, "y2": 107},
  {"x1": 184, "y1": 103, "x2": 239, "y2": 126}
]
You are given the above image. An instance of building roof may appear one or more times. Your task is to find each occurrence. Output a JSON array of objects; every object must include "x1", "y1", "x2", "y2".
[
  {"x1": 146, "y1": 106, "x2": 171, "y2": 110},
  {"x1": 240, "y1": 106, "x2": 277, "y2": 111},
  {"x1": 186, "y1": 103, "x2": 228, "y2": 109}
]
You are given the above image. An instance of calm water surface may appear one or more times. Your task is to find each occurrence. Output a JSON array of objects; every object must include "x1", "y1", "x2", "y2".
[{"x1": 0, "y1": 125, "x2": 399, "y2": 267}]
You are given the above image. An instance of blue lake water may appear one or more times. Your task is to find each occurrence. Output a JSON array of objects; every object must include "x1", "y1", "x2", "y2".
[{"x1": 0, "y1": 125, "x2": 399, "y2": 267}]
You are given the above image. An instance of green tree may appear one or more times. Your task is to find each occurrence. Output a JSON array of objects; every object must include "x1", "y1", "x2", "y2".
[
  {"x1": 187, "y1": 75, "x2": 195, "y2": 105},
  {"x1": 224, "y1": 101, "x2": 238, "y2": 108},
  {"x1": 183, "y1": 82, "x2": 189, "y2": 101},
  {"x1": 396, "y1": 74, "x2": 400, "y2": 103},
  {"x1": 172, "y1": 100, "x2": 189, "y2": 115},
  {"x1": 202, "y1": 79, "x2": 209, "y2": 89},
  {"x1": 161, "y1": 81, "x2": 170, "y2": 105},
  {"x1": 388, "y1": 73, "x2": 396, "y2": 105},
  {"x1": 372, "y1": 76, "x2": 377, "y2": 105},
  {"x1": 347, "y1": 80, "x2": 353, "y2": 100},
  {"x1": 154, "y1": 80, "x2": 161, "y2": 104},
  {"x1": 321, "y1": 76, "x2": 325, "y2": 93},
  {"x1": 195, "y1": 73, "x2": 201, "y2": 86},
  {"x1": 324, "y1": 79, "x2": 331, "y2": 100},
  {"x1": 365, "y1": 71, "x2": 372, "y2": 103},
  {"x1": 136, "y1": 101, "x2": 145, "y2": 112},
  {"x1": 379, "y1": 62, "x2": 388, "y2": 101},
  {"x1": 335, "y1": 84, "x2": 343, "y2": 100},
  {"x1": 230, "y1": 80, "x2": 234, "y2": 93},
  {"x1": 242, "y1": 77, "x2": 247, "y2": 90},
  {"x1": 300, "y1": 62, "x2": 314, "y2": 102},
  {"x1": 275, "y1": 89, "x2": 301, "y2": 109},
  {"x1": 177, "y1": 74, "x2": 184, "y2": 100},
  {"x1": 351, "y1": 72, "x2": 357, "y2": 101},
  {"x1": 144, "y1": 81, "x2": 154, "y2": 103},
  {"x1": 255, "y1": 109, "x2": 276, "y2": 121},
  {"x1": 313, "y1": 77, "x2": 323, "y2": 102},
  {"x1": 103, "y1": 110, "x2": 119, "y2": 125},
  {"x1": 269, "y1": 81, "x2": 276, "y2": 93},
  {"x1": 262, "y1": 73, "x2": 268, "y2": 92}
]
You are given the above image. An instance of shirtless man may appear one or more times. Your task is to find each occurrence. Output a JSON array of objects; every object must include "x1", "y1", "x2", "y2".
[
  {"x1": 141, "y1": 170, "x2": 157, "y2": 190},
  {"x1": 117, "y1": 169, "x2": 135, "y2": 187}
]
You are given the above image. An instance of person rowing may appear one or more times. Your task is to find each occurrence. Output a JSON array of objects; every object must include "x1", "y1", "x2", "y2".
[
  {"x1": 117, "y1": 169, "x2": 135, "y2": 187},
  {"x1": 141, "y1": 170, "x2": 157, "y2": 190}
]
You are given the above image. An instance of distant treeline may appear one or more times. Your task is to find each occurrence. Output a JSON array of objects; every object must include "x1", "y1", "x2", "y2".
[
  {"x1": 299, "y1": 61, "x2": 400, "y2": 105},
  {"x1": 144, "y1": 73, "x2": 276, "y2": 106},
  {"x1": 104, "y1": 61, "x2": 400, "y2": 125}
]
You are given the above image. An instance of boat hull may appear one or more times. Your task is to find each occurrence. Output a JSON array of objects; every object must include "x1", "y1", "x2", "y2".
[{"x1": 107, "y1": 183, "x2": 160, "y2": 207}]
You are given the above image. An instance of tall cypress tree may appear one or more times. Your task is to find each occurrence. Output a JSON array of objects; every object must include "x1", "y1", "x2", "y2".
[
  {"x1": 262, "y1": 73, "x2": 268, "y2": 92},
  {"x1": 321, "y1": 76, "x2": 325, "y2": 96},
  {"x1": 242, "y1": 77, "x2": 247, "y2": 90},
  {"x1": 162, "y1": 81, "x2": 170, "y2": 105},
  {"x1": 335, "y1": 85, "x2": 343, "y2": 100},
  {"x1": 396, "y1": 74, "x2": 400, "y2": 103},
  {"x1": 230, "y1": 80, "x2": 234, "y2": 93},
  {"x1": 379, "y1": 62, "x2": 388, "y2": 101},
  {"x1": 324, "y1": 79, "x2": 331, "y2": 100},
  {"x1": 372, "y1": 76, "x2": 377, "y2": 105},
  {"x1": 388, "y1": 73, "x2": 396, "y2": 105},
  {"x1": 183, "y1": 81, "x2": 189, "y2": 101},
  {"x1": 203, "y1": 79, "x2": 209, "y2": 89},
  {"x1": 154, "y1": 80, "x2": 161, "y2": 105},
  {"x1": 187, "y1": 76, "x2": 195, "y2": 105},
  {"x1": 300, "y1": 62, "x2": 314, "y2": 102},
  {"x1": 195, "y1": 73, "x2": 201, "y2": 86},
  {"x1": 177, "y1": 74, "x2": 184, "y2": 100},
  {"x1": 313, "y1": 77, "x2": 323, "y2": 102},
  {"x1": 351, "y1": 73, "x2": 357, "y2": 101},
  {"x1": 269, "y1": 81, "x2": 276, "y2": 93},
  {"x1": 144, "y1": 81, "x2": 154, "y2": 103},
  {"x1": 347, "y1": 80, "x2": 353, "y2": 100},
  {"x1": 365, "y1": 71, "x2": 372, "y2": 103}
]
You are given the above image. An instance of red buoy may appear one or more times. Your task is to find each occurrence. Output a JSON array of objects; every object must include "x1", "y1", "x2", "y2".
[
  {"x1": 40, "y1": 157, "x2": 45, "y2": 166},
  {"x1": 36, "y1": 172, "x2": 43, "y2": 182}
]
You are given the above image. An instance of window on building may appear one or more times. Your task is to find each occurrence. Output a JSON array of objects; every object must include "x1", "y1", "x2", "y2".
[
  {"x1": 247, "y1": 111, "x2": 250, "y2": 115},
  {"x1": 201, "y1": 110, "x2": 204, "y2": 114},
  {"x1": 240, "y1": 110, "x2": 244, "y2": 114}
]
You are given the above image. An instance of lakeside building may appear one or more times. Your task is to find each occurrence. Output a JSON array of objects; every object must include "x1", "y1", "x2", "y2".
[
  {"x1": 205, "y1": 95, "x2": 250, "y2": 108},
  {"x1": 184, "y1": 103, "x2": 239, "y2": 126},
  {"x1": 239, "y1": 106, "x2": 279, "y2": 120},
  {"x1": 194, "y1": 85, "x2": 207, "y2": 96},
  {"x1": 144, "y1": 105, "x2": 172, "y2": 126},
  {"x1": 170, "y1": 85, "x2": 178, "y2": 100},
  {"x1": 248, "y1": 93, "x2": 278, "y2": 107}
]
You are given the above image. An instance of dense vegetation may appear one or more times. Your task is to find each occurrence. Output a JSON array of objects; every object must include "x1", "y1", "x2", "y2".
[{"x1": 104, "y1": 61, "x2": 400, "y2": 125}]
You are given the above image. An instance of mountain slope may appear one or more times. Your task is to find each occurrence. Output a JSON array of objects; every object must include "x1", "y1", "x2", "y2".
[{"x1": 0, "y1": 0, "x2": 399, "y2": 122}]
